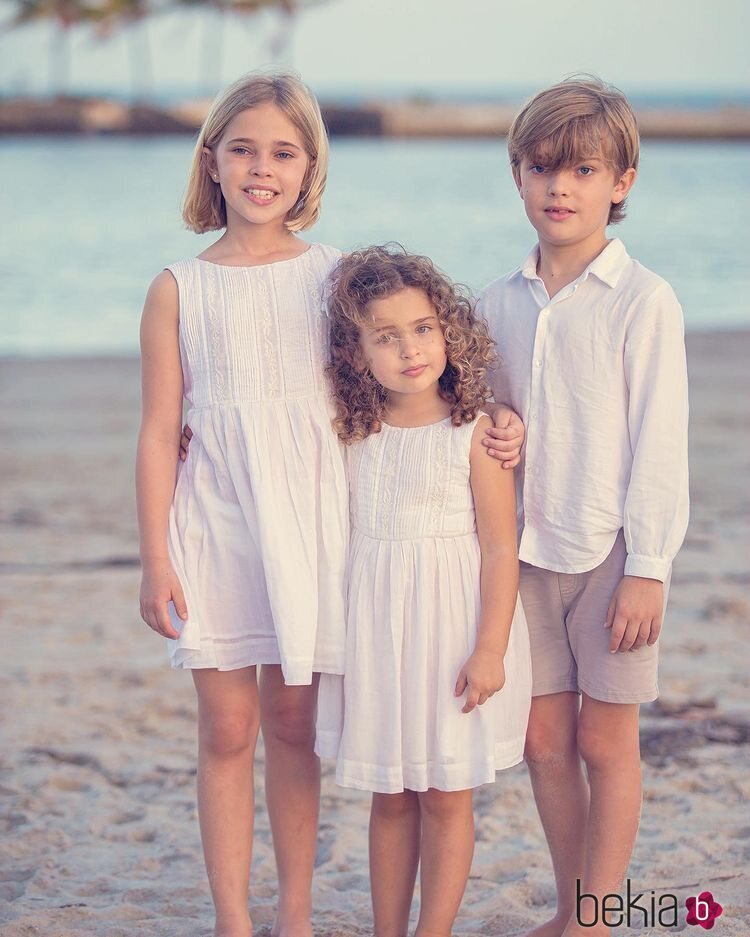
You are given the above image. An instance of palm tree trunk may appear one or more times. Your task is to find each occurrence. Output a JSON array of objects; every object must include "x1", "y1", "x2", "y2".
[
  {"x1": 50, "y1": 24, "x2": 71, "y2": 96},
  {"x1": 269, "y1": 7, "x2": 293, "y2": 61},
  {"x1": 127, "y1": 19, "x2": 153, "y2": 101},
  {"x1": 200, "y1": 9, "x2": 225, "y2": 96}
]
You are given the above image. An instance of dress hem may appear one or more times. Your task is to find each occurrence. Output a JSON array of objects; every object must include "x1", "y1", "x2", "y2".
[{"x1": 325, "y1": 739, "x2": 526, "y2": 793}]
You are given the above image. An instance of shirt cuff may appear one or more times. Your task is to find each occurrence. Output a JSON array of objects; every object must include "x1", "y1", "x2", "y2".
[{"x1": 624, "y1": 553, "x2": 671, "y2": 582}]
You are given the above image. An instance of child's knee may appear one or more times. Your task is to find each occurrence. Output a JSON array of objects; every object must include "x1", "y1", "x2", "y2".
[
  {"x1": 262, "y1": 699, "x2": 316, "y2": 747},
  {"x1": 372, "y1": 790, "x2": 419, "y2": 821},
  {"x1": 200, "y1": 709, "x2": 259, "y2": 757},
  {"x1": 418, "y1": 788, "x2": 472, "y2": 821},
  {"x1": 524, "y1": 719, "x2": 576, "y2": 767},
  {"x1": 577, "y1": 720, "x2": 637, "y2": 771},
  {"x1": 523, "y1": 693, "x2": 579, "y2": 767}
]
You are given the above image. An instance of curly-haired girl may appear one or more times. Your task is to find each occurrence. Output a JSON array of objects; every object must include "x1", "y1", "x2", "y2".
[{"x1": 317, "y1": 244, "x2": 532, "y2": 937}]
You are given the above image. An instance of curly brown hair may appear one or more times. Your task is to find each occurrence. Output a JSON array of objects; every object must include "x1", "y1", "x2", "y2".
[{"x1": 327, "y1": 244, "x2": 496, "y2": 444}]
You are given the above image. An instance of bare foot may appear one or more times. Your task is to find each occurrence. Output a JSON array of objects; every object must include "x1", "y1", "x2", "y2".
[
  {"x1": 270, "y1": 918, "x2": 313, "y2": 937},
  {"x1": 214, "y1": 915, "x2": 253, "y2": 937},
  {"x1": 523, "y1": 912, "x2": 571, "y2": 937}
]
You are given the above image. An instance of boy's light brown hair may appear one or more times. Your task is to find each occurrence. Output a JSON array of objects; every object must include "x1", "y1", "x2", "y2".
[
  {"x1": 182, "y1": 70, "x2": 328, "y2": 234},
  {"x1": 508, "y1": 76, "x2": 640, "y2": 224}
]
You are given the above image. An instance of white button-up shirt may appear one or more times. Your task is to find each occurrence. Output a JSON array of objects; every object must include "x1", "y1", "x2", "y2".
[{"x1": 478, "y1": 238, "x2": 689, "y2": 581}]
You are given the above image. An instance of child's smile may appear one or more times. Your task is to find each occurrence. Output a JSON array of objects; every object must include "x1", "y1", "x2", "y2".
[
  {"x1": 205, "y1": 102, "x2": 310, "y2": 230},
  {"x1": 243, "y1": 184, "x2": 280, "y2": 205}
]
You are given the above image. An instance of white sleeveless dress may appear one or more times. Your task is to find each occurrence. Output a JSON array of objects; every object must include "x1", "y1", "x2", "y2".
[
  {"x1": 316, "y1": 415, "x2": 532, "y2": 792},
  {"x1": 164, "y1": 243, "x2": 347, "y2": 685}
]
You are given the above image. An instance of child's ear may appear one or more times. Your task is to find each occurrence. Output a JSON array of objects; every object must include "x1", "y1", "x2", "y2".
[
  {"x1": 352, "y1": 347, "x2": 371, "y2": 374},
  {"x1": 612, "y1": 167, "x2": 637, "y2": 204},
  {"x1": 202, "y1": 147, "x2": 218, "y2": 182},
  {"x1": 512, "y1": 167, "x2": 523, "y2": 198}
]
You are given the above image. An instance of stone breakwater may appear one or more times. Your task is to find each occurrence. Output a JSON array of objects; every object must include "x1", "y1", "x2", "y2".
[{"x1": 2, "y1": 95, "x2": 750, "y2": 138}]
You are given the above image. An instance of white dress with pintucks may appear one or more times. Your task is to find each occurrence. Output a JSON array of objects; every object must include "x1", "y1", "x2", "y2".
[
  {"x1": 164, "y1": 243, "x2": 347, "y2": 685},
  {"x1": 316, "y1": 414, "x2": 532, "y2": 792}
]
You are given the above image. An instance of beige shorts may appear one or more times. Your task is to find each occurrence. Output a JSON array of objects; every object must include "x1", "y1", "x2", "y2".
[{"x1": 519, "y1": 531, "x2": 670, "y2": 704}]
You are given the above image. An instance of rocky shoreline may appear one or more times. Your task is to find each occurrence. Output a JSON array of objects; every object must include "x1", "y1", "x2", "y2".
[{"x1": 2, "y1": 95, "x2": 750, "y2": 138}]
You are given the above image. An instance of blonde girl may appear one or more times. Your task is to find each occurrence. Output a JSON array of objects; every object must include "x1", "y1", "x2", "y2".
[
  {"x1": 316, "y1": 245, "x2": 532, "y2": 937},
  {"x1": 136, "y1": 72, "x2": 347, "y2": 937}
]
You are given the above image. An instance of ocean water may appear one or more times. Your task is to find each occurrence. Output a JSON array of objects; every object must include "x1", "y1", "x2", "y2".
[{"x1": 1, "y1": 136, "x2": 748, "y2": 355}]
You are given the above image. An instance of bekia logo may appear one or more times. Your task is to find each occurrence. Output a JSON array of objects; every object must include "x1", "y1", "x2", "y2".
[
  {"x1": 686, "y1": 891, "x2": 723, "y2": 929},
  {"x1": 576, "y1": 880, "x2": 724, "y2": 929}
]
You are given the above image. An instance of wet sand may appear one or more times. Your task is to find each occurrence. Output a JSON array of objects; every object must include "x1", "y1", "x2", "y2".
[{"x1": 1, "y1": 331, "x2": 748, "y2": 935}]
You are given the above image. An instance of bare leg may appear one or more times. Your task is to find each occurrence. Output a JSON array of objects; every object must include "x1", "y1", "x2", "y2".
[
  {"x1": 523, "y1": 693, "x2": 588, "y2": 937},
  {"x1": 370, "y1": 791, "x2": 421, "y2": 936},
  {"x1": 561, "y1": 696, "x2": 641, "y2": 937},
  {"x1": 193, "y1": 667, "x2": 260, "y2": 937},
  {"x1": 414, "y1": 788, "x2": 474, "y2": 937},
  {"x1": 259, "y1": 665, "x2": 320, "y2": 937}
]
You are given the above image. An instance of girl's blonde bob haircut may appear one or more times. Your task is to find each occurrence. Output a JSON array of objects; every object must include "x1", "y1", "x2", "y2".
[
  {"x1": 182, "y1": 71, "x2": 328, "y2": 234},
  {"x1": 327, "y1": 244, "x2": 496, "y2": 444},
  {"x1": 508, "y1": 76, "x2": 640, "y2": 224}
]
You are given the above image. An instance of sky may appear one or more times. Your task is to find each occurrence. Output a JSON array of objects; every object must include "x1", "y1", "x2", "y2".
[{"x1": 1, "y1": 0, "x2": 748, "y2": 98}]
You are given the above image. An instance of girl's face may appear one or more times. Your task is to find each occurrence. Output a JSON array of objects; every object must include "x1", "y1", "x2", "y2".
[
  {"x1": 359, "y1": 287, "x2": 447, "y2": 399},
  {"x1": 205, "y1": 103, "x2": 310, "y2": 232}
]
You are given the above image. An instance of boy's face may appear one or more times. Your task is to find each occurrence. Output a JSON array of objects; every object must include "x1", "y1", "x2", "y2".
[{"x1": 514, "y1": 153, "x2": 635, "y2": 251}]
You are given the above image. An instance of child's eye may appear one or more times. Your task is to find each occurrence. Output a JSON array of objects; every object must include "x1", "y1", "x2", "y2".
[
  {"x1": 276, "y1": 151, "x2": 294, "y2": 159},
  {"x1": 232, "y1": 147, "x2": 251, "y2": 155},
  {"x1": 530, "y1": 165, "x2": 546, "y2": 174},
  {"x1": 578, "y1": 166, "x2": 593, "y2": 175},
  {"x1": 376, "y1": 333, "x2": 396, "y2": 344},
  {"x1": 415, "y1": 325, "x2": 432, "y2": 334}
]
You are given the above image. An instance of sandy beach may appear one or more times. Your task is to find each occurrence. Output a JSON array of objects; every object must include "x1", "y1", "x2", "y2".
[{"x1": 1, "y1": 330, "x2": 748, "y2": 936}]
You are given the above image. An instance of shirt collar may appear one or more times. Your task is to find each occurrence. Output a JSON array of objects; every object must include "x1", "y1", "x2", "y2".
[{"x1": 516, "y1": 238, "x2": 631, "y2": 290}]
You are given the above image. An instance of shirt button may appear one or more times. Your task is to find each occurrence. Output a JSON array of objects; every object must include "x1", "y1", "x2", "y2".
[
  {"x1": 541, "y1": 308, "x2": 550, "y2": 316},
  {"x1": 534, "y1": 359, "x2": 542, "y2": 367}
]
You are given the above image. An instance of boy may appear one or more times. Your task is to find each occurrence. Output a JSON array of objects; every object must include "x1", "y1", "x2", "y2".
[{"x1": 480, "y1": 77, "x2": 689, "y2": 937}]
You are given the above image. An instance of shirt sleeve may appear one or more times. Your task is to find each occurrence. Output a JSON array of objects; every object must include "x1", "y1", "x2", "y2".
[
  {"x1": 475, "y1": 290, "x2": 496, "y2": 403},
  {"x1": 622, "y1": 282, "x2": 689, "y2": 581}
]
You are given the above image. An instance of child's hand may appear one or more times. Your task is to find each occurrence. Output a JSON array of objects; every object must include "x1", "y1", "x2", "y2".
[
  {"x1": 604, "y1": 575, "x2": 664, "y2": 653},
  {"x1": 455, "y1": 649, "x2": 506, "y2": 713},
  {"x1": 179, "y1": 424, "x2": 193, "y2": 462},
  {"x1": 482, "y1": 405, "x2": 525, "y2": 468},
  {"x1": 140, "y1": 559, "x2": 187, "y2": 639}
]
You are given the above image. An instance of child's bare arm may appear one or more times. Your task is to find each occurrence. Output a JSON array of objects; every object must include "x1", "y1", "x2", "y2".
[
  {"x1": 136, "y1": 271, "x2": 187, "y2": 639},
  {"x1": 455, "y1": 415, "x2": 520, "y2": 713},
  {"x1": 481, "y1": 403, "x2": 525, "y2": 468}
]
